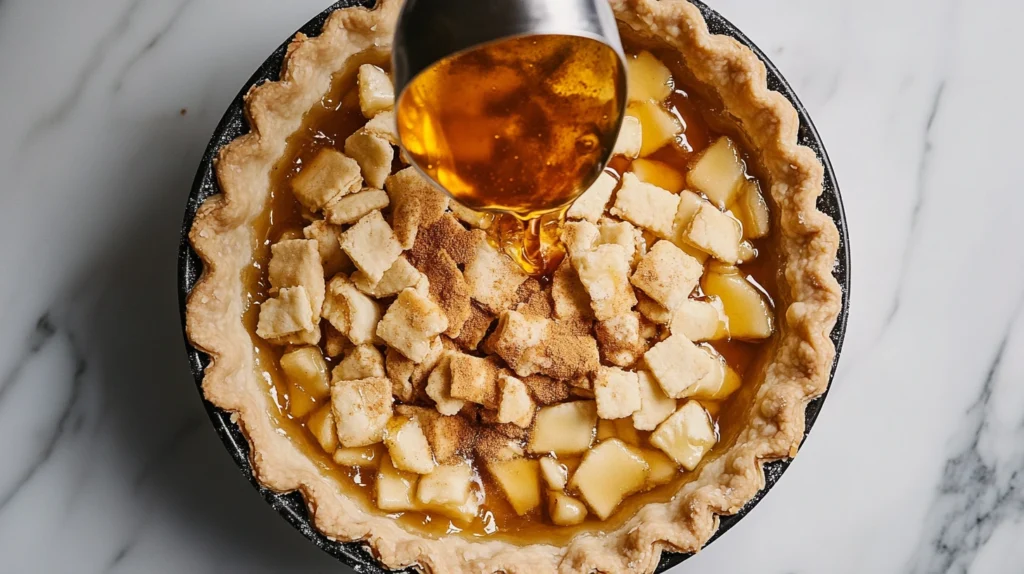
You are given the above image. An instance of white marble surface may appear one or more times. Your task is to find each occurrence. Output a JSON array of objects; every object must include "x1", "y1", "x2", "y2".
[{"x1": 1, "y1": 0, "x2": 1022, "y2": 572}]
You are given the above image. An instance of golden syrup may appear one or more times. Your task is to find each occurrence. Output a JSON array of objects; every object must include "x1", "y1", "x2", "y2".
[{"x1": 396, "y1": 34, "x2": 625, "y2": 274}]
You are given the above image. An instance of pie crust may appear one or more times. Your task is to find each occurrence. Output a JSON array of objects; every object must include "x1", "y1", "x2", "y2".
[{"x1": 185, "y1": 0, "x2": 843, "y2": 572}]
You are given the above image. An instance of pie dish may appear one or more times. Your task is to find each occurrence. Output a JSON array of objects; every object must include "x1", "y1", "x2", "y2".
[{"x1": 182, "y1": 0, "x2": 847, "y2": 572}]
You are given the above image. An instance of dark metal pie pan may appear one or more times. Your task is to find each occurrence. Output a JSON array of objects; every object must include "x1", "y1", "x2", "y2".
[{"x1": 177, "y1": 1, "x2": 851, "y2": 571}]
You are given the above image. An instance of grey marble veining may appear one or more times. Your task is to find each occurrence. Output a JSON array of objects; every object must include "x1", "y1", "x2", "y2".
[{"x1": 1, "y1": 0, "x2": 1023, "y2": 572}]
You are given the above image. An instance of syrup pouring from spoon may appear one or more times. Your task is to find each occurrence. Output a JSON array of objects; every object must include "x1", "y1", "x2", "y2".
[{"x1": 393, "y1": 0, "x2": 627, "y2": 275}]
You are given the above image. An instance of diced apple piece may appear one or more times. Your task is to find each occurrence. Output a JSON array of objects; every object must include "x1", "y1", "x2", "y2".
[
  {"x1": 548, "y1": 492, "x2": 588, "y2": 526},
  {"x1": 417, "y1": 464, "x2": 474, "y2": 508},
  {"x1": 702, "y1": 401, "x2": 722, "y2": 417},
  {"x1": 539, "y1": 456, "x2": 568, "y2": 491},
  {"x1": 287, "y1": 382, "x2": 318, "y2": 419},
  {"x1": 734, "y1": 179, "x2": 771, "y2": 239},
  {"x1": 632, "y1": 370, "x2": 677, "y2": 431},
  {"x1": 736, "y1": 240, "x2": 757, "y2": 263},
  {"x1": 306, "y1": 404, "x2": 338, "y2": 453},
  {"x1": 687, "y1": 136, "x2": 746, "y2": 208},
  {"x1": 280, "y1": 346, "x2": 330, "y2": 399},
  {"x1": 528, "y1": 401, "x2": 598, "y2": 455},
  {"x1": 385, "y1": 416, "x2": 435, "y2": 474},
  {"x1": 685, "y1": 362, "x2": 742, "y2": 401},
  {"x1": 701, "y1": 270, "x2": 774, "y2": 339},
  {"x1": 376, "y1": 454, "x2": 419, "y2": 512},
  {"x1": 569, "y1": 439, "x2": 649, "y2": 520},
  {"x1": 626, "y1": 51, "x2": 674, "y2": 103},
  {"x1": 650, "y1": 401, "x2": 717, "y2": 471},
  {"x1": 333, "y1": 444, "x2": 383, "y2": 468},
  {"x1": 487, "y1": 458, "x2": 542, "y2": 516},
  {"x1": 670, "y1": 298, "x2": 726, "y2": 342},
  {"x1": 631, "y1": 158, "x2": 685, "y2": 193},
  {"x1": 639, "y1": 448, "x2": 679, "y2": 488},
  {"x1": 613, "y1": 418, "x2": 641, "y2": 446},
  {"x1": 628, "y1": 100, "x2": 680, "y2": 157}
]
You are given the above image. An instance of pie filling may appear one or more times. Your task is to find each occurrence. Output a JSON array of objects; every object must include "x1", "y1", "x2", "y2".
[{"x1": 243, "y1": 39, "x2": 780, "y2": 545}]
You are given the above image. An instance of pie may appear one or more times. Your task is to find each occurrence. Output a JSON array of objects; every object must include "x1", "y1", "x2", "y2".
[{"x1": 185, "y1": 0, "x2": 842, "y2": 572}]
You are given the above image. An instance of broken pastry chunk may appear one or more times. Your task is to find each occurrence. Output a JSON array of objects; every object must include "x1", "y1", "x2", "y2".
[
  {"x1": 321, "y1": 275, "x2": 381, "y2": 346},
  {"x1": 425, "y1": 414, "x2": 477, "y2": 465},
  {"x1": 593, "y1": 366, "x2": 641, "y2": 419},
  {"x1": 643, "y1": 334, "x2": 720, "y2": 399},
  {"x1": 489, "y1": 310, "x2": 549, "y2": 376},
  {"x1": 385, "y1": 167, "x2": 450, "y2": 249},
  {"x1": 566, "y1": 171, "x2": 618, "y2": 222},
  {"x1": 352, "y1": 256, "x2": 423, "y2": 299},
  {"x1": 463, "y1": 235, "x2": 530, "y2": 313},
  {"x1": 449, "y1": 200, "x2": 494, "y2": 230},
  {"x1": 333, "y1": 344, "x2": 385, "y2": 380},
  {"x1": 386, "y1": 337, "x2": 444, "y2": 403},
  {"x1": 340, "y1": 210, "x2": 403, "y2": 283},
  {"x1": 421, "y1": 250, "x2": 472, "y2": 338},
  {"x1": 597, "y1": 218, "x2": 641, "y2": 263},
  {"x1": 650, "y1": 401, "x2": 716, "y2": 471},
  {"x1": 448, "y1": 353, "x2": 500, "y2": 409},
  {"x1": 611, "y1": 173, "x2": 680, "y2": 239},
  {"x1": 268, "y1": 239, "x2": 325, "y2": 317},
  {"x1": 291, "y1": 148, "x2": 362, "y2": 212},
  {"x1": 561, "y1": 220, "x2": 600, "y2": 257},
  {"x1": 611, "y1": 114, "x2": 642, "y2": 158},
  {"x1": 256, "y1": 287, "x2": 317, "y2": 342},
  {"x1": 572, "y1": 244, "x2": 637, "y2": 322},
  {"x1": 496, "y1": 373, "x2": 536, "y2": 428},
  {"x1": 632, "y1": 369, "x2": 677, "y2": 431},
  {"x1": 345, "y1": 131, "x2": 394, "y2": 189},
  {"x1": 630, "y1": 240, "x2": 703, "y2": 312},
  {"x1": 521, "y1": 374, "x2": 571, "y2": 406},
  {"x1": 324, "y1": 187, "x2": 390, "y2": 226},
  {"x1": 424, "y1": 353, "x2": 465, "y2": 416},
  {"x1": 376, "y1": 287, "x2": 449, "y2": 362},
  {"x1": 552, "y1": 259, "x2": 593, "y2": 320},
  {"x1": 302, "y1": 220, "x2": 351, "y2": 277},
  {"x1": 363, "y1": 109, "x2": 398, "y2": 145},
  {"x1": 670, "y1": 298, "x2": 726, "y2": 341},
  {"x1": 357, "y1": 64, "x2": 395, "y2": 118},
  {"x1": 452, "y1": 304, "x2": 495, "y2": 351},
  {"x1": 331, "y1": 376, "x2": 393, "y2": 447},
  {"x1": 681, "y1": 203, "x2": 742, "y2": 264},
  {"x1": 594, "y1": 312, "x2": 646, "y2": 367}
]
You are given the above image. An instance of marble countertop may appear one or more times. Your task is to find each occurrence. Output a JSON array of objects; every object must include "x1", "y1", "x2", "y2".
[{"x1": 2, "y1": 0, "x2": 1022, "y2": 572}]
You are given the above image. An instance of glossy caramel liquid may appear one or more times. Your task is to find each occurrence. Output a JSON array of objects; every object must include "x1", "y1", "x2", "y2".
[
  {"x1": 244, "y1": 40, "x2": 781, "y2": 545},
  {"x1": 397, "y1": 34, "x2": 625, "y2": 274}
]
